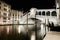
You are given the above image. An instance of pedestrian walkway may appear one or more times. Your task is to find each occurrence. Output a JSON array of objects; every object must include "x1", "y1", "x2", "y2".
[{"x1": 43, "y1": 31, "x2": 60, "y2": 40}]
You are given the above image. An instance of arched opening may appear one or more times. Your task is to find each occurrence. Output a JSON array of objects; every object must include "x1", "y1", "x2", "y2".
[
  {"x1": 39, "y1": 11, "x2": 41, "y2": 15},
  {"x1": 46, "y1": 11, "x2": 50, "y2": 16},
  {"x1": 51, "y1": 11, "x2": 57, "y2": 16},
  {"x1": 42, "y1": 11, "x2": 45, "y2": 15}
]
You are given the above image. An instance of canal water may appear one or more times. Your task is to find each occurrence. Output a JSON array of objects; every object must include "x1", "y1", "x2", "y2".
[{"x1": 0, "y1": 23, "x2": 49, "y2": 40}]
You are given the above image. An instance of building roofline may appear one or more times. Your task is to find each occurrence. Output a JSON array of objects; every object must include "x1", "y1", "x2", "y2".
[{"x1": 0, "y1": 0, "x2": 11, "y2": 7}]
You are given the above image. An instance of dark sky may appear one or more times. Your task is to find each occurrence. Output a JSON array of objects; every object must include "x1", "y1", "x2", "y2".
[{"x1": 2, "y1": 0, "x2": 56, "y2": 12}]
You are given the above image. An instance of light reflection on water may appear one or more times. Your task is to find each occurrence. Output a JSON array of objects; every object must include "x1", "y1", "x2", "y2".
[
  {"x1": 0, "y1": 24, "x2": 48, "y2": 40},
  {"x1": 0, "y1": 25, "x2": 33, "y2": 40}
]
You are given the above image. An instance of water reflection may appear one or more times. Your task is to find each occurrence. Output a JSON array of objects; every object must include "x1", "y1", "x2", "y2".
[
  {"x1": 0, "y1": 25, "x2": 30, "y2": 40},
  {"x1": 0, "y1": 22, "x2": 47, "y2": 40}
]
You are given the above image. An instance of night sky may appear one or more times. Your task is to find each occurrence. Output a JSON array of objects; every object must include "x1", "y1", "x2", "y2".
[{"x1": 2, "y1": 0, "x2": 55, "y2": 12}]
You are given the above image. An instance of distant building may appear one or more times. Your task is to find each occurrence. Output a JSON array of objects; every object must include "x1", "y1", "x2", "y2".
[
  {"x1": 0, "y1": 1, "x2": 24, "y2": 25},
  {"x1": 0, "y1": 1, "x2": 11, "y2": 34},
  {"x1": 0, "y1": 1, "x2": 11, "y2": 24},
  {"x1": 11, "y1": 9, "x2": 23, "y2": 24},
  {"x1": 0, "y1": 1, "x2": 24, "y2": 34}
]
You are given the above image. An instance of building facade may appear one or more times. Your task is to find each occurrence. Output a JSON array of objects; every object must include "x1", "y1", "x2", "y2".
[
  {"x1": 0, "y1": 1, "x2": 24, "y2": 25},
  {"x1": 0, "y1": 1, "x2": 11, "y2": 34},
  {"x1": 0, "y1": 1, "x2": 11, "y2": 24},
  {"x1": 11, "y1": 9, "x2": 23, "y2": 24},
  {"x1": 0, "y1": 1, "x2": 24, "y2": 34}
]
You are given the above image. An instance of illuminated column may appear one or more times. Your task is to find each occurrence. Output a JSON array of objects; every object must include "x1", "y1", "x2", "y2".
[
  {"x1": 16, "y1": 12, "x2": 18, "y2": 20},
  {"x1": 56, "y1": 0, "x2": 60, "y2": 23},
  {"x1": 11, "y1": 13, "x2": 13, "y2": 23},
  {"x1": 14, "y1": 13, "x2": 15, "y2": 24},
  {"x1": 56, "y1": 0, "x2": 59, "y2": 18},
  {"x1": 56, "y1": 0, "x2": 59, "y2": 8}
]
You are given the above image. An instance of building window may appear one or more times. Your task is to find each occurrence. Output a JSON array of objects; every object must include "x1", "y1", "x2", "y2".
[
  {"x1": 4, "y1": 4, "x2": 7, "y2": 7},
  {"x1": 46, "y1": 11, "x2": 50, "y2": 16},
  {"x1": 3, "y1": 17, "x2": 6, "y2": 20},
  {"x1": 39, "y1": 11, "x2": 41, "y2": 15},
  {"x1": 0, "y1": 2, "x2": 1, "y2": 5},
  {"x1": 51, "y1": 11, "x2": 57, "y2": 16},
  {"x1": 3, "y1": 13, "x2": 7, "y2": 16},
  {"x1": 18, "y1": 15, "x2": 19, "y2": 16},
  {"x1": 13, "y1": 14, "x2": 14, "y2": 16},
  {"x1": 15, "y1": 14, "x2": 17, "y2": 16},
  {"x1": 42, "y1": 11, "x2": 45, "y2": 15},
  {"x1": 3, "y1": 17, "x2": 7, "y2": 22},
  {"x1": 21, "y1": 15, "x2": 22, "y2": 17},
  {"x1": 9, "y1": 6, "x2": 11, "y2": 8},
  {"x1": 8, "y1": 13, "x2": 11, "y2": 16},
  {"x1": 4, "y1": 8, "x2": 7, "y2": 11},
  {"x1": 8, "y1": 18, "x2": 10, "y2": 20},
  {"x1": 3, "y1": 21, "x2": 6, "y2": 22}
]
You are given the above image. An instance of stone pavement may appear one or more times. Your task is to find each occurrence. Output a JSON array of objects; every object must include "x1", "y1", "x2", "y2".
[{"x1": 43, "y1": 31, "x2": 60, "y2": 40}]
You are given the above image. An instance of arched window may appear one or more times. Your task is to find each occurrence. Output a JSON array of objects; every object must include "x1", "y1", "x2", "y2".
[
  {"x1": 46, "y1": 11, "x2": 50, "y2": 16},
  {"x1": 42, "y1": 11, "x2": 45, "y2": 15},
  {"x1": 51, "y1": 11, "x2": 57, "y2": 16},
  {"x1": 39, "y1": 11, "x2": 41, "y2": 15}
]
